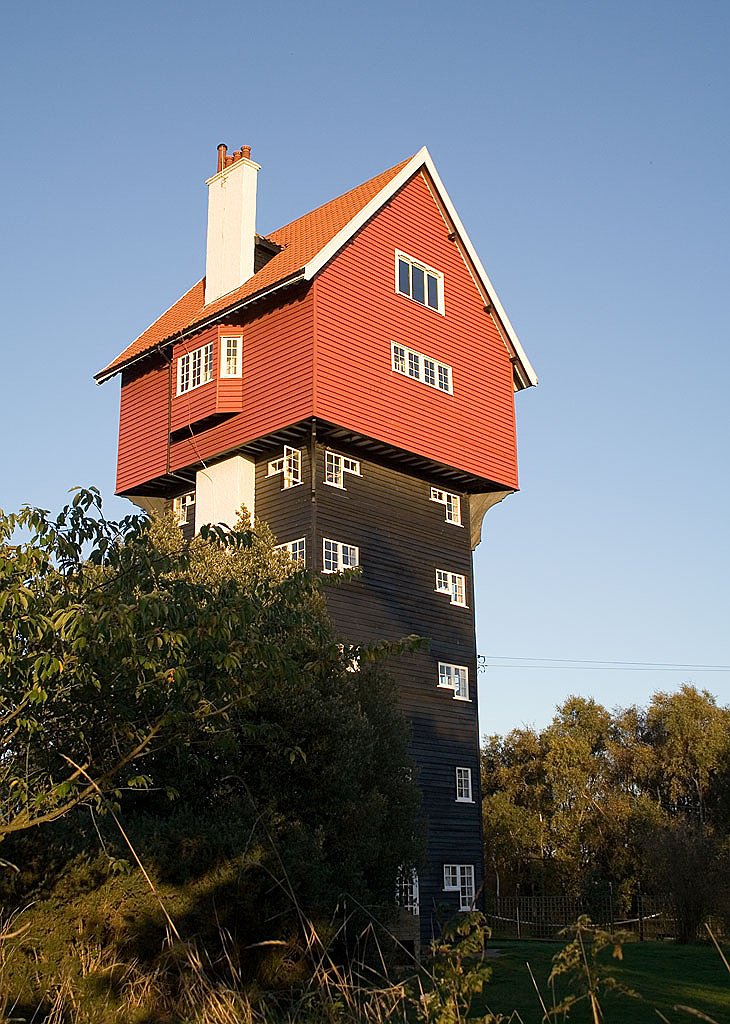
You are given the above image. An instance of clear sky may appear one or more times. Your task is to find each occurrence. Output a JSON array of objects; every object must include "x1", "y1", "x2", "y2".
[{"x1": 1, "y1": 1, "x2": 728, "y2": 736}]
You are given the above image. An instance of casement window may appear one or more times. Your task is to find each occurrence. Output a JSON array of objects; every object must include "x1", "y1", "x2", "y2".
[
  {"x1": 435, "y1": 569, "x2": 467, "y2": 607},
  {"x1": 430, "y1": 487, "x2": 462, "y2": 525},
  {"x1": 391, "y1": 343, "x2": 453, "y2": 395},
  {"x1": 443, "y1": 864, "x2": 475, "y2": 911},
  {"x1": 276, "y1": 538, "x2": 306, "y2": 565},
  {"x1": 177, "y1": 341, "x2": 214, "y2": 395},
  {"x1": 395, "y1": 250, "x2": 444, "y2": 313},
  {"x1": 267, "y1": 446, "x2": 302, "y2": 488},
  {"x1": 322, "y1": 538, "x2": 359, "y2": 573},
  {"x1": 172, "y1": 491, "x2": 195, "y2": 525},
  {"x1": 455, "y1": 767, "x2": 473, "y2": 802},
  {"x1": 438, "y1": 662, "x2": 470, "y2": 700},
  {"x1": 220, "y1": 336, "x2": 242, "y2": 378},
  {"x1": 324, "y1": 451, "x2": 361, "y2": 488},
  {"x1": 396, "y1": 867, "x2": 420, "y2": 916}
]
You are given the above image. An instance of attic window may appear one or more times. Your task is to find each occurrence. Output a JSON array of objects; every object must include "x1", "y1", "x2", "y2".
[{"x1": 395, "y1": 250, "x2": 444, "y2": 313}]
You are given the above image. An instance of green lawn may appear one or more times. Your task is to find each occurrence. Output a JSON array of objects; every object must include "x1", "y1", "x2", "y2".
[{"x1": 477, "y1": 940, "x2": 730, "y2": 1023}]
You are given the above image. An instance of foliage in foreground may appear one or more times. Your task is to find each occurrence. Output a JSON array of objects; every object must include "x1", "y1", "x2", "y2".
[
  {"x1": 2, "y1": 901, "x2": 728, "y2": 1024},
  {"x1": 0, "y1": 490, "x2": 422, "y2": 951}
]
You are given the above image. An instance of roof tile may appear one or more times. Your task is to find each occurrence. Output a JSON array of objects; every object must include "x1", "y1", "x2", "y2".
[{"x1": 96, "y1": 155, "x2": 413, "y2": 380}]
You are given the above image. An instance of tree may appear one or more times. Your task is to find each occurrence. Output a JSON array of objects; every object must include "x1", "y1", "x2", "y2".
[{"x1": 0, "y1": 491, "x2": 422, "y2": 927}]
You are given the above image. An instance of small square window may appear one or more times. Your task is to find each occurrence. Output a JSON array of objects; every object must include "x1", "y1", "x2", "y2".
[
  {"x1": 322, "y1": 538, "x2": 360, "y2": 574},
  {"x1": 443, "y1": 864, "x2": 475, "y2": 910},
  {"x1": 430, "y1": 487, "x2": 462, "y2": 525},
  {"x1": 268, "y1": 447, "x2": 301, "y2": 488},
  {"x1": 276, "y1": 538, "x2": 306, "y2": 565},
  {"x1": 435, "y1": 569, "x2": 467, "y2": 607},
  {"x1": 438, "y1": 662, "x2": 469, "y2": 700}
]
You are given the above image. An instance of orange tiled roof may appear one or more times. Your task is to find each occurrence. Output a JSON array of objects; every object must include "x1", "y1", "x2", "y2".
[{"x1": 96, "y1": 155, "x2": 414, "y2": 380}]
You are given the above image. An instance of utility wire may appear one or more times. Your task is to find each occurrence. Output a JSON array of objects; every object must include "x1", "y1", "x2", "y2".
[{"x1": 478, "y1": 655, "x2": 730, "y2": 673}]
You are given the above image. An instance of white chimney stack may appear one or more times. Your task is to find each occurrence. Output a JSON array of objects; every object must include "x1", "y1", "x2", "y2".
[{"x1": 204, "y1": 144, "x2": 261, "y2": 306}]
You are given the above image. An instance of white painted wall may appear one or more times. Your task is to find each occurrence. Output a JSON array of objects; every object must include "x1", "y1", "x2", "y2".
[
  {"x1": 205, "y1": 157, "x2": 261, "y2": 305},
  {"x1": 194, "y1": 455, "x2": 255, "y2": 531}
]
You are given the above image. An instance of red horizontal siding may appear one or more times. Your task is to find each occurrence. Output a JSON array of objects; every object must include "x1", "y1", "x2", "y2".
[
  {"x1": 169, "y1": 288, "x2": 315, "y2": 472},
  {"x1": 116, "y1": 354, "x2": 169, "y2": 493},
  {"x1": 314, "y1": 171, "x2": 519, "y2": 489}
]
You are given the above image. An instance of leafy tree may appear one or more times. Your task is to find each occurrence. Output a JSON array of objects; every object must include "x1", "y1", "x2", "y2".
[
  {"x1": 0, "y1": 491, "x2": 422, "y2": 932},
  {"x1": 481, "y1": 687, "x2": 730, "y2": 937}
]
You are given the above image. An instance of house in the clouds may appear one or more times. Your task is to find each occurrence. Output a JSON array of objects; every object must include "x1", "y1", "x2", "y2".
[{"x1": 96, "y1": 143, "x2": 537, "y2": 941}]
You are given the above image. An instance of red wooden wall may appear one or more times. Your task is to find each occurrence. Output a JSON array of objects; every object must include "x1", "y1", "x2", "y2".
[
  {"x1": 115, "y1": 172, "x2": 519, "y2": 495},
  {"x1": 313, "y1": 171, "x2": 519, "y2": 490}
]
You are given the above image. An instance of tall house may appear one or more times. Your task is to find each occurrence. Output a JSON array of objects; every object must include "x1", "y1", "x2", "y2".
[{"x1": 97, "y1": 144, "x2": 537, "y2": 940}]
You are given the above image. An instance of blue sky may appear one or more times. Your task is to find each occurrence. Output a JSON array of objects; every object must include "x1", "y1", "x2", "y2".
[{"x1": 1, "y1": 1, "x2": 728, "y2": 735}]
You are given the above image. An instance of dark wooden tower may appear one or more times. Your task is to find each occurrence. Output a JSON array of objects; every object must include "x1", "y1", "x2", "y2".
[{"x1": 96, "y1": 144, "x2": 537, "y2": 940}]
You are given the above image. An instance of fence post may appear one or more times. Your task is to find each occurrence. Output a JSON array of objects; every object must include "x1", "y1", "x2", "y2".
[
  {"x1": 638, "y1": 882, "x2": 644, "y2": 942},
  {"x1": 609, "y1": 881, "x2": 614, "y2": 935},
  {"x1": 516, "y1": 884, "x2": 522, "y2": 940}
]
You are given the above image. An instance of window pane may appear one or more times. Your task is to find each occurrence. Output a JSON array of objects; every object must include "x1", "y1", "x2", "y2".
[
  {"x1": 427, "y1": 274, "x2": 439, "y2": 309},
  {"x1": 393, "y1": 345, "x2": 406, "y2": 374},
  {"x1": 398, "y1": 259, "x2": 410, "y2": 295},
  {"x1": 408, "y1": 351, "x2": 421, "y2": 379},
  {"x1": 423, "y1": 359, "x2": 436, "y2": 386},
  {"x1": 411, "y1": 266, "x2": 425, "y2": 304}
]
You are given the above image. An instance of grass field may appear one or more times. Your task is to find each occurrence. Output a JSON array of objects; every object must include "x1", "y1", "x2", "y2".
[{"x1": 477, "y1": 939, "x2": 730, "y2": 1022}]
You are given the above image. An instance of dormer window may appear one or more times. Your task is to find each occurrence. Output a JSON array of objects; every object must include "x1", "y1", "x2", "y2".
[
  {"x1": 220, "y1": 336, "x2": 242, "y2": 378},
  {"x1": 395, "y1": 250, "x2": 444, "y2": 313},
  {"x1": 177, "y1": 341, "x2": 214, "y2": 395}
]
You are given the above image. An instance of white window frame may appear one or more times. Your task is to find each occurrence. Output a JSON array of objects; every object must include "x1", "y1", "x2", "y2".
[
  {"x1": 322, "y1": 538, "x2": 360, "y2": 574},
  {"x1": 455, "y1": 767, "x2": 473, "y2": 802},
  {"x1": 395, "y1": 250, "x2": 444, "y2": 314},
  {"x1": 172, "y1": 491, "x2": 195, "y2": 525},
  {"x1": 443, "y1": 864, "x2": 475, "y2": 911},
  {"x1": 435, "y1": 569, "x2": 467, "y2": 607},
  {"x1": 177, "y1": 341, "x2": 214, "y2": 396},
  {"x1": 391, "y1": 342, "x2": 453, "y2": 395},
  {"x1": 220, "y1": 335, "x2": 242, "y2": 378},
  {"x1": 324, "y1": 450, "x2": 361, "y2": 489},
  {"x1": 438, "y1": 662, "x2": 470, "y2": 701},
  {"x1": 275, "y1": 538, "x2": 306, "y2": 565},
  {"x1": 396, "y1": 867, "x2": 420, "y2": 916},
  {"x1": 430, "y1": 487, "x2": 462, "y2": 526},
  {"x1": 267, "y1": 446, "x2": 302, "y2": 489}
]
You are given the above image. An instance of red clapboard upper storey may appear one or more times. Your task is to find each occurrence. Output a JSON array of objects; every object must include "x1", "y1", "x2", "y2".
[{"x1": 102, "y1": 146, "x2": 537, "y2": 495}]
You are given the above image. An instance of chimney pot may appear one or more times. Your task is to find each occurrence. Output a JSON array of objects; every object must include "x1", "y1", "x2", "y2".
[
  {"x1": 217, "y1": 143, "x2": 227, "y2": 173},
  {"x1": 242, "y1": 145, "x2": 251, "y2": 160},
  {"x1": 225, "y1": 154, "x2": 234, "y2": 167}
]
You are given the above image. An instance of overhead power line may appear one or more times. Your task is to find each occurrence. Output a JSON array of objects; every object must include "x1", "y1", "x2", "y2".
[{"x1": 477, "y1": 655, "x2": 730, "y2": 673}]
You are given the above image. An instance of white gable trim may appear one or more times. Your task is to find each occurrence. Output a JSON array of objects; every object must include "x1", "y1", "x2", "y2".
[{"x1": 303, "y1": 147, "x2": 537, "y2": 390}]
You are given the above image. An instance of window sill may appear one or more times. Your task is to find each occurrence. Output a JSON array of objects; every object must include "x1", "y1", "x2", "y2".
[
  {"x1": 323, "y1": 480, "x2": 345, "y2": 490},
  {"x1": 453, "y1": 696, "x2": 472, "y2": 703},
  {"x1": 455, "y1": 798, "x2": 475, "y2": 804}
]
